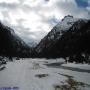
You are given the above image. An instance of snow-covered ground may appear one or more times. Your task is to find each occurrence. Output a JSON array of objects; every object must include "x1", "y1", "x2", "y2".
[{"x1": 0, "y1": 58, "x2": 90, "y2": 90}]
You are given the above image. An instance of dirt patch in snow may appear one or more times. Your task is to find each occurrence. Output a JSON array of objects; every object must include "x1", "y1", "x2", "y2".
[
  {"x1": 35, "y1": 74, "x2": 49, "y2": 78},
  {"x1": 54, "y1": 73, "x2": 90, "y2": 90}
]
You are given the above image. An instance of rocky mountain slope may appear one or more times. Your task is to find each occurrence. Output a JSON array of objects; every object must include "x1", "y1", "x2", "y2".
[
  {"x1": 36, "y1": 15, "x2": 79, "y2": 53},
  {"x1": 0, "y1": 22, "x2": 31, "y2": 57}
]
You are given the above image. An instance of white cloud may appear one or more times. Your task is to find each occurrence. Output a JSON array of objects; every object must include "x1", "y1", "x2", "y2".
[{"x1": 0, "y1": 0, "x2": 90, "y2": 44}]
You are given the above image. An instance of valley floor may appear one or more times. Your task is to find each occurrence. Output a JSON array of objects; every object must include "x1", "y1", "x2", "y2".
[{"x1": 0, "y1": 58, "x2": 90, "y2": 90}]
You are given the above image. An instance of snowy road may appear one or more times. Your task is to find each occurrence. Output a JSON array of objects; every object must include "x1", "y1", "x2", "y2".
[
  {"x1": 0, "y1": 59, "x2": 66, "y2": 90},
  {"x1": 0, "y1": 59, "x2": 90, "y2": 90}
]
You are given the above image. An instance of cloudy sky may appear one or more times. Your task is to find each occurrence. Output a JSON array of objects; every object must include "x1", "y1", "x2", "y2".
[{"x1": 0, "y1": 0, "x2": 90, "y2": 44}]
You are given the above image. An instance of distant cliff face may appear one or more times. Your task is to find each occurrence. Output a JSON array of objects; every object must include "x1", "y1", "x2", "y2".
[
  {"x1": 0, "y1": 22, "x2": 31, "y2": 57},
  {"x1": 35, "y1": 15, "x2": 90, "y2": 60}
]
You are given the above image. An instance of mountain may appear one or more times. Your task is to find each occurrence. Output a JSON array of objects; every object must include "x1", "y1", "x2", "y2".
[
  {"x1": 36, "y1": 15, "x2": 79, "y2": 53},
  {"x1": 0, "y1": 22, "x2": 31, "y2": 57},
  {"x1": 35, "y1": 15, "x2": 90, "y2": 62}
]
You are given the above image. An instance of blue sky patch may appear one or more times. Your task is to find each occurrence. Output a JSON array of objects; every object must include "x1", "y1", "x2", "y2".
[{"x1": 75, "y1": 0, "x2": 88, "y2": 8}]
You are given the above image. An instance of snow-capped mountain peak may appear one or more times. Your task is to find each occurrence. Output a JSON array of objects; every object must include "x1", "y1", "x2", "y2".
[
  {"x1": 45, "y1": 15, "x2": 79, "y2": 41},
  {"x1": 56, "y1": 15, "x2": 78, "y2": 32}
]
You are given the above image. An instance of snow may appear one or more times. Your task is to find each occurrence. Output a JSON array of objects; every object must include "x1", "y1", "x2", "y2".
[
  {"x1": 55, "y1": 15, "x2": 78, "y2": 32},
  {"x1": 0, "y1": 58, "x2": 90, "y2": 90}
]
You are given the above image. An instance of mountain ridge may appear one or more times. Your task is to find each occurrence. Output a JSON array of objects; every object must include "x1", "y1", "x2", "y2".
[
  {"x1": 35, "y1": 15, "x2": 90, "y2": 62},
  {"x1": 36, "y1": 15, "x2": 88, "y2": 53}
]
